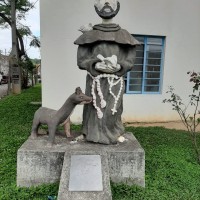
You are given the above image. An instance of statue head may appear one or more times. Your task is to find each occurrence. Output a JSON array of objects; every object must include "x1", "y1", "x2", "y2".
[{"x1": 94, "y1": 0, "x2": 120, "y2": 20}]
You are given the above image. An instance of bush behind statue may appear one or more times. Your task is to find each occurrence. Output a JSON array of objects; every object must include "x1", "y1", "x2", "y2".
[{"x1": 163, "y1": 71, "x2": 200, "y2": 164}]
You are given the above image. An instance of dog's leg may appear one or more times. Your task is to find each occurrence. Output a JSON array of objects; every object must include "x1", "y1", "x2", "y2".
[
  {"x1": 47, "y1": 124, "x2": 57, "y2": 145},
  {"x1": 31, "y1": 117, "x2": 40, "y2": 139},
  {"x1": 64, "y1": 118, "x2": 72, "y2": 137}
]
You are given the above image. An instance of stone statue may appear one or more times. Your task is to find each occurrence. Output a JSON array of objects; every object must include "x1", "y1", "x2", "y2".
[
  {"x1": 30, "y1": 87, "x2": 92, "y2": 145},
  {"x1": 74, "y1": 0, "x2": 139, "y2": 144}
]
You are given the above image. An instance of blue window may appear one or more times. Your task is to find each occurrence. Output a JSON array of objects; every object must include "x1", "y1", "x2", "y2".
[{"x1": 125, "y1": 35, "x2": 165, "y2": 94}]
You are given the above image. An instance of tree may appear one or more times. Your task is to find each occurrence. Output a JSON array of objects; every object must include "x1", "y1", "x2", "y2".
[
  {"x1": 20, "y1": 55, "x2": 34, "y2": 88},
  {"x1": 0, "y1": 0, "x2": 40, "y2": 90},
  {"x1": 163, "y1": 72, "x2": 200, "y2": 164},
  {"x1": 0, "y1": 0, "x2": 40, "y2": 59},
  {"x1": 10, "y1": 0, "x2": 23, "y2": 93}
]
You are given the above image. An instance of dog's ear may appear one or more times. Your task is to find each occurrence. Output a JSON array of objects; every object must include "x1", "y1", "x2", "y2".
[{"x1": 75, "y1": 87, "x2": 82, "y2": 95}]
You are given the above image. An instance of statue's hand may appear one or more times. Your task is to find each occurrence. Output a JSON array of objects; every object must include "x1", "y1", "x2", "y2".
[
  {"x1": 95, "y1": 62, "x2": 116, "y2": 73},
  {"x1": 103, "y1": 55, "x2": 117, "y2": 66},
  {"x1": 95, "y1": 54, "x2": 121, "y2": 73}
]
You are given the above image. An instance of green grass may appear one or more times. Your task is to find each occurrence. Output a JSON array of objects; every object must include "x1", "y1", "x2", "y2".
[
  {"x1": 112, "y1": 126, "x2": 200, "y2": 200},
  {"x1": 0, "y1": 85, "x2": 59, "y2": 200},
  {"x1": 0, "y1": 85, "x2": 200, "y2": 199}
]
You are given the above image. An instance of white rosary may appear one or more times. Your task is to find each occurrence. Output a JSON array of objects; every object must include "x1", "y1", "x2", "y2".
[{"x1": 88, "y1": 72, "x2": 123, "y2": 119}]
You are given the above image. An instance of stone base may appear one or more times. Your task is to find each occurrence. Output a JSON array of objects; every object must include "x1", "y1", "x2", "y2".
[{"x1": 17, "y1": 132, "x2": 145, "y2": 188}]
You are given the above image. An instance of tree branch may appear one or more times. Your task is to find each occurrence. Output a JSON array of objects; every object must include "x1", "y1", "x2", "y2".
[
  {"x1": 16, "y1": 0, "x2": 38, "y2": 12},
  {"x1": 0, "y1": 12, "x2": 25, "y2": 57},
  {"x1": 0, "y1": 12, "x2": 11, "y2": 25}
]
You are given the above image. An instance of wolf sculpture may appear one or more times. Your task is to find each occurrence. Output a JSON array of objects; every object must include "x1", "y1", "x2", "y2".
[{"x1": 30, "y1": 87, "x2": 92, "y2": 144}]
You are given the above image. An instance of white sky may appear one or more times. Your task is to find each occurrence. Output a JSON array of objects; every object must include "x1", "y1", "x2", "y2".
[{"x1": 0, "y1": 0, "x2": 40, "y2": 59}]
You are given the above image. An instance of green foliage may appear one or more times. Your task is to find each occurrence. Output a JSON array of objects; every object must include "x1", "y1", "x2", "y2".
[
  {"x1": 20, "y1": 56, "x2": 35, "y2": 88},
  {"x1": 20, "y1": 56, "x2": 34, "y2": 71},
  {"x1": 0, "y1": 86, "x2": 200, "y2": 199},
  {"x1": 30, "y1": 35, "x2": 41, "y2": 48},
  {"x1": 31, "y1": 58, "x2": 41, "y2": 65},
  {"x1": 18, "y1": 25, "x2": 32, "y2": 36}
]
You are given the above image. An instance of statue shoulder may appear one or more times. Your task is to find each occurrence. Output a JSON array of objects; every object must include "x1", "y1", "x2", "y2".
[
  {"x1": 74, "y1": 27, "x2": 140, "y2": 46},
  {"x1": 74, "y1": 29, "x2": 99, "y2": 45},
  {"x1": 117, "y1": 29, "x2": 140, "y2": 46}
]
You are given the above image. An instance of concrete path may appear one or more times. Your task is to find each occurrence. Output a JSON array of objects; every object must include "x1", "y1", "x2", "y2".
[{"x1": 126, "y1": 121, "x2": 200, "y2": 132}]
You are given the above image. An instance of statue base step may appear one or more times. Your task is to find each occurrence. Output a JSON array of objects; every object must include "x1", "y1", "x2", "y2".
[{"x1": 17, "y1": 132, "x2": 145, "y2": 189}]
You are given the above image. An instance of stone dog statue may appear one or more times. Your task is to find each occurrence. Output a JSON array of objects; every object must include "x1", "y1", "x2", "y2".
[{"x1": 30, "y1": 87, "x2": 92, "y2": 145}]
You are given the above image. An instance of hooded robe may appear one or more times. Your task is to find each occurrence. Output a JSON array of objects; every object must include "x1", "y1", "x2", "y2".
[{"x1": 74, "y1": 23, "x2": 139, "y2": 144}]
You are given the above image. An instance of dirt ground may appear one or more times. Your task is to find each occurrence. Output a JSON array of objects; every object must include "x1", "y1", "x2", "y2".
[{"x1": 125, "y1": 121, "x2": 200, "y2": 132}]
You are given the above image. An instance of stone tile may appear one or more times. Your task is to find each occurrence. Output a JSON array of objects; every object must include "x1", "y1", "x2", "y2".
[{"x1": 58, "y1": 152, "x2": 112, "y2": 200}]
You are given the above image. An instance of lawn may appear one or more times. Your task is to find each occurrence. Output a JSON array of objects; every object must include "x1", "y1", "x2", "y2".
[{"x1": 0, "y1": 85, "x2": 200, "y2": 200}]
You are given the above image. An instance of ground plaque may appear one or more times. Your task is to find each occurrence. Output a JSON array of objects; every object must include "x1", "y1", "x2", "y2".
[{"x1": 69, "y1": 155, "x2": 103, "y2": 191}]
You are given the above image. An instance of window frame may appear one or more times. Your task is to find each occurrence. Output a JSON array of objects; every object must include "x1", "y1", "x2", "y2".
[{"x1": 125, "y1": 35, "x2": 165, "y2": 94}]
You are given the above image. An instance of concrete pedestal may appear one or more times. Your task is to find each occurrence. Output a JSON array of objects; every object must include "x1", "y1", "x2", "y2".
[{"x1": 17, "y1": 132, "x2": 145, "y2": 188}]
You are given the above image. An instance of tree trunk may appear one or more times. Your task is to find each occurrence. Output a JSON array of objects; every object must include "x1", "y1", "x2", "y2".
[
  {"x1": 11, "y1": 0, "x2": 21, "y2": 94},
  {"x1": 7, "y1": 57, "x2": 12, "y2": 95}
]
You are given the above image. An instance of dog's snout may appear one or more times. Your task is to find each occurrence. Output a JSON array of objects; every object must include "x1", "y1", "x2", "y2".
[{"x1": 105, "y1": 2, "x2": 110, "y2": 6}]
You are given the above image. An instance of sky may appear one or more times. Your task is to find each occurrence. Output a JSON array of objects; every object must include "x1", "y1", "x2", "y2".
[{"x1": 0, "y1": 0, "x2": 40, "y2": 59}]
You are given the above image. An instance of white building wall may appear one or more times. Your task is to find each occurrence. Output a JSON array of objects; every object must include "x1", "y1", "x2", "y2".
[{"x1": 41, "y1": 0, "x2": 200, "y2": 123}]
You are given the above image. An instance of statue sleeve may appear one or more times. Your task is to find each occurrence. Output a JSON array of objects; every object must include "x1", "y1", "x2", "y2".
[
  {"x1": 77, "y1": 44, "x2": 137, "y2": 77},
  {"x1": 115, "y1": 46, "x2": 136, "y2": 76},
  {"x1": 77, "y1": 46, "x2": 100, "y2": 76}
]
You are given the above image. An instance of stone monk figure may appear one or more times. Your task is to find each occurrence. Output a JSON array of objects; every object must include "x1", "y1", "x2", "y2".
[{"x1": 74, "y1": 0, "x2": 139, "y2": 144}]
